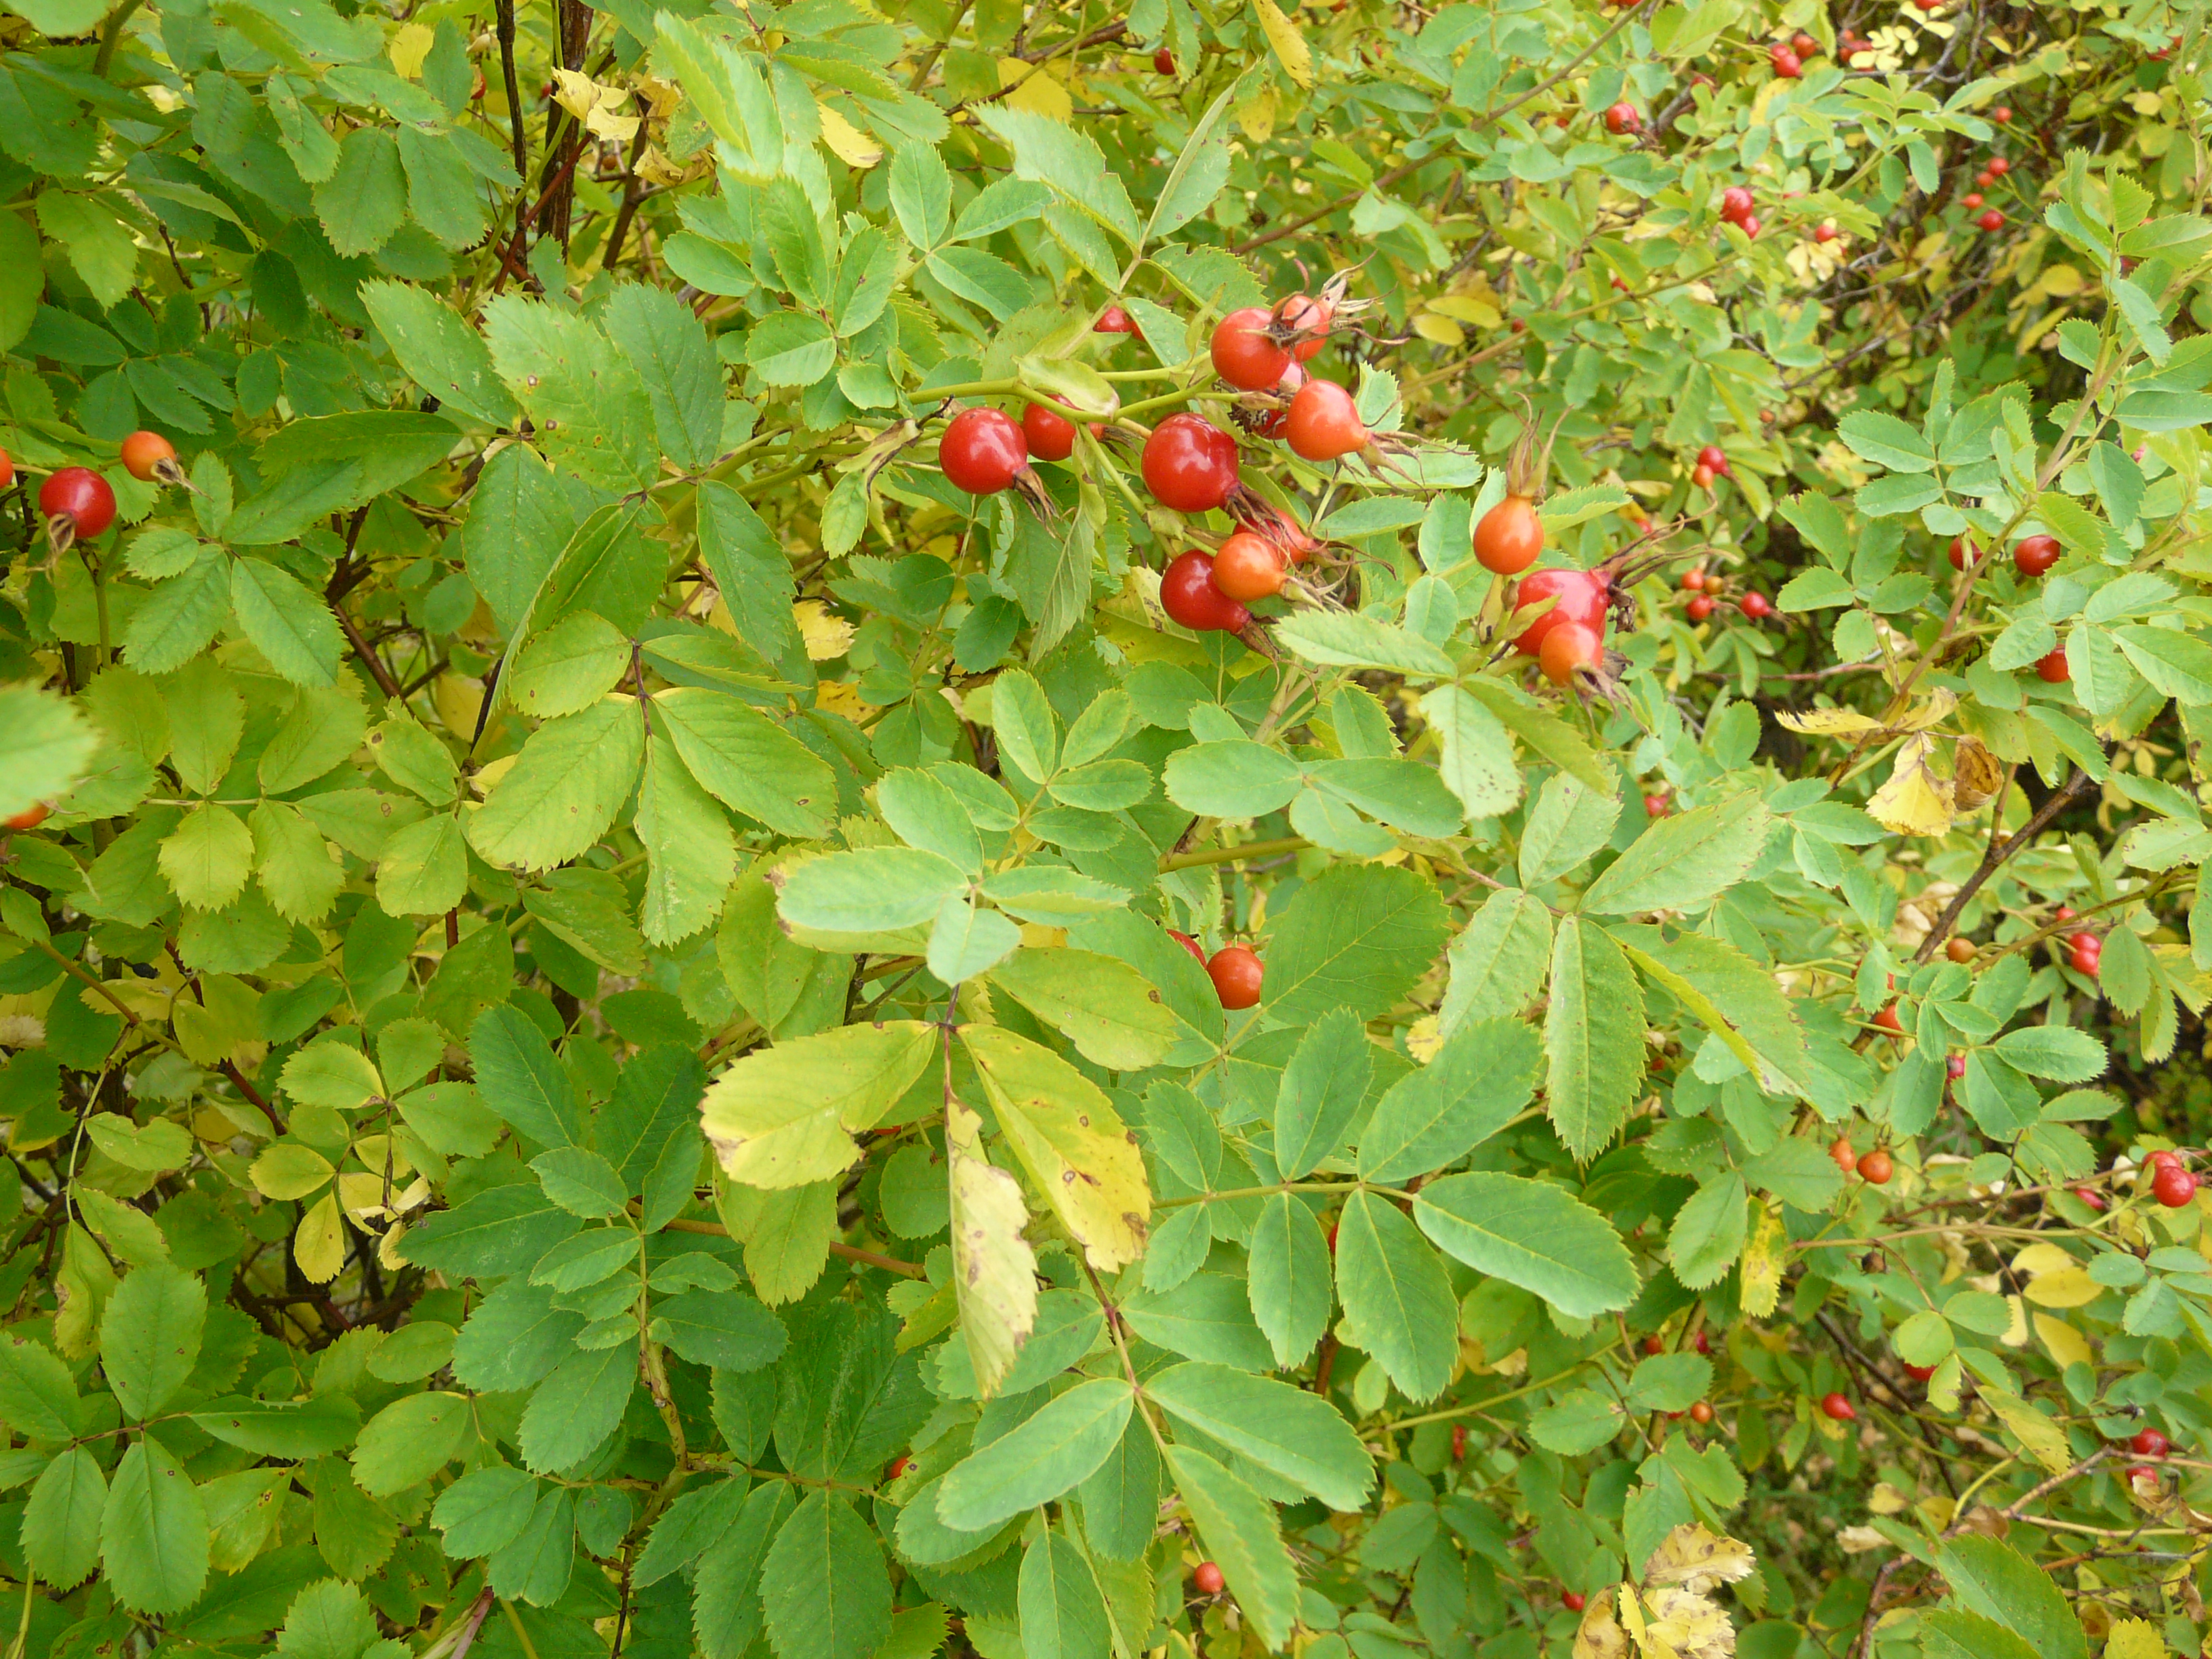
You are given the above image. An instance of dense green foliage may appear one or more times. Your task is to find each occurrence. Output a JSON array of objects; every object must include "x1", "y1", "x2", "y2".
[{"x1": 4, "y1": 0, "x2": 2212, "y2": 1654}]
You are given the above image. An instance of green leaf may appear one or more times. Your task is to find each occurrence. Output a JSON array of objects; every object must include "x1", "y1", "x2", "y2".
[
  {"x1": 1019, "y1": 1527, "x2": 1110, "y2": 1659},
  {"x1": 274, "y1": 1579, "x2": 386, "y2": 1659},
  {"x1": 1528, "y1": 1389, "x2": 1624, "y2": 1454},
  {"x1": 1147, "y1": 1362, "x2": 1373, "y2": 1510},
  {"x1": 651, "y1": 688, "x2": 836, "y2": 839},
  {"x1": 1271, "y1": 610, "x2": 1455, "y2": 678},
  {"x1": 99, "y1": 1264, "x2": 205, "y2": 1420},
  {"x1": 1458, "y1": 679, "x2": 1612, "y2": 794},
  {"x1": 37, "y1": 192, "x2": 136, "y2": 307},
  {"x1": 100, "y1": 1436, "x2": 208, "y2": 1614},
  {"x1": 471, "y1": 1004, "x2": 583, "y2": 1149},
  {"x1": 1580, "y1": 794, "x2": 1773, "y2": 915},
  {"x1": 1122, "y1": 1271, "x2": 1273, "y2": 1368},
  {"x1": 518, "y1": 1343, "x2": 634, "y2": 1473},
  {"x1": 312, "y1": 127, "x2": 407, "y2": 256},
  {"x1": 1333, "y1": 1189, "x2": 1456, "y2": 1401},
  {"x1": 1990, "y1": 1025, "x2": 2107, "y2": 1082},
  {"x1": 1418, "y1": 686, "x2": 1521, "y2": 819},
  {"x1": 1162, "y1": 741, "x2": 1303, "y2": 818},
  {"x1": 650, "y1": 1290, "x2": 787, "y2": 1371},
  {"x1": 22, "y1": 1446, "x2": 105, "y2": 1589},
  {"x1": 351, "y1": 1391, "x2": 471, "y2": 1497},
  {"x1": 1245, "y1": 1192, "x2": 1332, "y2": 1368},
  {"x1": 1258, "y1": 863, "x2": 1449, "y2": 1025},
  {"x1": 1414, "y1": 1172, "x2": 1637, "y2": 1316},
  {"x1": 1440, "y1": 888, "x2": 1552, "y2": 1035},
  {"x1": 1667, "y1": 1173, "x2": 1749, "y2": 1289},
  {"x1": 362, "y1": 278, "x2": 517, "y2": 428},
  {"x1": 1543, "y1": 917, "x2": 1646, "y2": 1160},
  {"x1": 972, "y1": 107, "x2": 1141, "y2": 247},
  {"x1": 1163, "y1": 1446, "x2": 1298, "y2": 1650},
  {"x1": 761, "y1": 1492, "x2": 893, "y2": 1659},
  {"x1": 0, "y1": 685, "x2": 96, "y2": 821},
  {"x1": 1273, "y1": 1006, "x2": 1372, "y2": 1181},
  {"x1": 1936, "y1": 1536, "x2": 2088, "y2": 1659},
  {"x1": 2113, "y1": 626, "x2": 2212, "y2": 705},
  {"x1": 0, "y1": 1331, "x2": 82, "y2": 1441},
  {"x1": 1358, "y1": 1017, "x2": 1540, "y2": 1183},
  {"x1": 937, "y1": 1378, "x2": 1134, "y2": 1532},
  {"x1": 1837, "y1": 409, "x2": 1936, "y2": 472},
  {"x1": 191, "y1": 1395, "x2": 361, "y2": 1458},
  {"x1": 484, "y1": 296, "x2": 659, "y2": 490},
  {"x1": 605, "y1": 283, "x2": 726, "y2": 471},
  {"x1": 1613, "y1": 924, "x2": 1809, "y2": 1094},
  {"x1": 230, "y1": 558, "x2": 342, "y2": 687},
  {"x1": 635, "y1": 1475, "x2": 750, "y2": 1586},
  {"x1": 159, "y1": 804, "x2": 253, "y2": 912},
  {"x1": 699, "y1": 1021, "x2": 937, "y2": 1189},
  {"x1": 1626, "y1": 1353, "x2": 1711, "y2": 1412},
  {"x1": 466, "y1": 699, "x2": 644, "y2": 872},
  {"x1": 747, "y1": 312, "x2": 838, "y2": 385}
]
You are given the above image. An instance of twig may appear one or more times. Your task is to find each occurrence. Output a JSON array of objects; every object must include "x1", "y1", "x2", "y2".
[{"x1": 1911, "y1": 766, "x2": 2095, "y2": 963}]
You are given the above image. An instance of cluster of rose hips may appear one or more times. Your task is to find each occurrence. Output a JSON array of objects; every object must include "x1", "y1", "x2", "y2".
[
  {"x1": 939, "y1": 288, "x2": 1381, "y2": 642},
  {"x1": 1717, "y1": 184, "x2": 1760, "y2": 240},
  {"x1": 1830, "y1": 1136, "x2": 1894, "y2": 1185},
  {"x1": 1679, "y1": 560, "x2": 1770, "y2": 624},
  {"x1": 1769, "y1": 29, "x2": 1821, "y2": 78},
  {"x1": 1947, "y1": 531, "x2": 2070, "y2": 681},
  {"x1": 2051, "y1": 905, "x2": 2102, "y2": 978},
  {"x1": 1960, "y1": 153, "x2": 2013, "y2": 232}
]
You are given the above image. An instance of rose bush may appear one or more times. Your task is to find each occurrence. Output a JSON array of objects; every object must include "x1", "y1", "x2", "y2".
[{"x1": 0, "y1": 0, "x2": 2209, "y2": 1655}]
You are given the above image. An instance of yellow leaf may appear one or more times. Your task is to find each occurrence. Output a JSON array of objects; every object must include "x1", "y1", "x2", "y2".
[
  {"x1": 1952, "y1": 735, "x2": 2003, "y2": 811},
  {"x1": 1413, "y1": 312, "x2": 1464, "y2": 346},
  {"x1": 2011, "y1": 1241, "x2": 2074, "y2": 1277},
  {"x1": 794, "y1": 600, "x2": 856, "y2": 661},
  {"x1": 960, "y1": 1023, "x2": 1151, "y2": 1271},
  {"x1": 1574, "y1": 1589, "x2": 1631, "y2": 1659},
  {"x1": 1404, "y1": 1015, "x2": 1443, "y2": 1062},
  {"x1": 1868, "y1": 734, "x2": 1958, "y2": 837},
  {"x1": 2107, "y1": 1618, "x2": 2169, "y2": 1659},
  {"x1": 1998, "y1": 1291, "x2": 2028, "y2": 1347},
  {"x1": 1252, "y1": 0, "x2": 1314, "y2": 87},
  {"x1": 295, "y1": 1193, "x2": 346, "y2": 1284},
  {"x1": 817, "y1": 102, "x2": 883, "y2": 168},
  {"x1": 1429, "y1": 295, "x2": 1502, "y2": 327},
  {"x1": 2023, "y1": 1266, "x2": 2100, "y2": 1307},
  {"x1": 1775, "y1": 706, "x2": 1885, "y2": 735},
  {"x1": 432, "y1": 672, "x2": 488, "y2": 739},
  {"x1": 2034, "y1": 1312, "x2": 2095, "y2": 1369},
  {"x1": 2041, "y1": 262, "x2": 2086, "y2": 298},
  {"x1": 1642, "y1": 1585, "x2": 1736, "y2": 1659},
  {"x1": 996, "y1": 59, "x2": 1073, "y2": 120},
  {"x1": 947, "y1": 1099, "x2": 1039, "y2": 1397},
  {"x1": 388, "y1": 21, "x2": 434, "y2": 79},
  {"x1": 553, "y1": 68, "x2": 641, "y2": 142}
]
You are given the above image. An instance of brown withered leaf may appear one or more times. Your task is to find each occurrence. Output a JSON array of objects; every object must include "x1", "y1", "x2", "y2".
[{"x1": 1952, "y1": 735, "x2": 2004, "y2": 811}]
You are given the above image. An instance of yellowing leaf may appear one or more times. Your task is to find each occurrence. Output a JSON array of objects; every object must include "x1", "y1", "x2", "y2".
[
  {"x1": 959, "y1": 1023, "x2": 1151, "y2": 1272},
  {"x1": 1867, "y1": 734, "x2": 1958, "y2": 838},
  {"x1": 1952, "y1": 735, "x2": 2004, "y2": 811},
  {"x1": 2034, "y1": 1312, "x2": 2094, "y2": 1369},
  {"x1": 996, "y1": 59, "x2": 1073, "y2": 120},
  {"x1": 817, "y1": 102, "x2": 883, "y2": 168},
  {"x1": 1980, "y1": 1384, "x2": 2074, "y2": 1475},
  {"x1": 1413, "y1": 313, "x2": 1464, "y2": 346},
  {"x1": 433, "y1": 673, "x2": 489, "y2": 740},
  {"x1": 1574, "y1": 1589, "x2": 1630, "y2": 1659},
  {"x1": 1738, "y1": 1200, "x2": 1786, "y2": 1318},
  {"x1": 947, "y1": 1099, "x2": 1038, "y2": 1397},
  {"x1": 295, "y1": 1193, "x2": 346, "y2": 1284},
  {"x1": 249, "y1": 1143, "x2": 335, "y2": 1202},
  {"x1": 1252, "y1": 0, "x2": 1314, "y2": 87},
  {"x1": 1775, "y1": 706, "x2": 1885, "y2": 736},
  {"x1": 1641, "y1": 1584, "x2": 1736, "y2": 1659},
  {"x1": 700, "y1": 1021, "x2": 938, "y2": 1189},
  {"x1": 2011, "y1": 1241, "x2": 2074, "y2": 1277}
]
